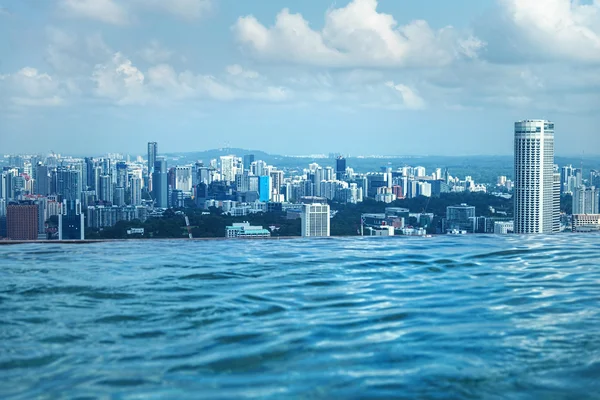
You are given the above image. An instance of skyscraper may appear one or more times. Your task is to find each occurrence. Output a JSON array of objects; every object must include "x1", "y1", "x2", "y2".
[
  {"x1": 98, "y1": 175, "x2": 113, "y2": 203},
  {"x1": 301, "y1": 203, "x2": 330, "y2": 237},
  {"x1": 514, "y1": 120, "x2": 556, "y2": 234},
  {"x1": 336, "y1": 156, "x2": 346, "y2": 181},
  {"x1": 220, "y1": 156, "x2": 236, "y2": 183},
  {"x1": 56, "y1": 166, "x2": 82, "y2": 202},
  {"x1": 147, "y1": 142, "x2": 157, "y2": 191},
  {"x1": 152, "y1": 158, "x2": 168, "y2": 208},
  {"x1": 130, "y1": 176, "x2": 142, "y2": 206}
]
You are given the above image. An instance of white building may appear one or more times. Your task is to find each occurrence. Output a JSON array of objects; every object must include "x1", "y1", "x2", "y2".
[
  {"x1": 572, "y1": 214, "x2": 600, "y2": 232},
  {"x1": 175, "y1": 166, "x2": 193, "y2": 193},
  {"x1": 301, "y1": 203, "x2": 330, "y2": 237},
  {"x1": 220, "y1": 156, "x2": 236, "y2": 183},
  {"x1": 514, "y1": 120, "x2": 558, "y2": 234},
  {"x1": 494, "y1": 221, "x2": 514, "y2": 234},
  {"x1": 226, "y1": 222, "x2": 271, "y2": 238},
  {"x1": 573, "y1": 186, "x2": 599, "y2": 215}
]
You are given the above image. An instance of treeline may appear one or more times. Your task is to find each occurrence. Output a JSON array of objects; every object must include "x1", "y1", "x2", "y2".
[
  {"x1": 85, "y1": 208, "x2": 301, "y2": 239},
  {"x1": 86, "y1": 192, "x2": 514, "y2": 239}
]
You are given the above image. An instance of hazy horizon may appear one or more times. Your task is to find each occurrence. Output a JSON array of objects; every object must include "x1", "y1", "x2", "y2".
[{"x1": 1, "y1": 0, "x2": 599, "y2": 156}]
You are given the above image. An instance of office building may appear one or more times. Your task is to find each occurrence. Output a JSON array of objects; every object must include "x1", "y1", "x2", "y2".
[
  {"x1": 35, "y1": 165, "x2": 50, "y2": 196},
  {"x1": 243, "y1": 154, "x2": 255, "y2": 171},
  {"x1": 514, "y1": 120, "x2": 556, "y2": 234},
  {"x1": 573, "y1": 186, "x2": 599, "y2": 215},
  {"x1": 58, "y1": 200, "x2": 85, "y2": 240},
  {"x1": 446, "y1": 204, "x2": 476, "y2": 233},
  {"x1": 6, "y1": 202, "x2": 39, "y2": 240},
  {"x1": 301, "y1": 203, "x2": 330, "y2": 237},
  {"x1": 0, "y1": 198, "x2": 5, "y2": 217},
  {"x1": 258, "y1": 176, "x2": 271, "y2": 202},
  {"x1": 116, "y1": 162, "x2": 128, "y2": 189},
  {"x1": 152, "y1": 158, "x2": 168, "y2": 208},
  {"x1": 336, "y1": 157, "x2": 346, "y2": 181}
]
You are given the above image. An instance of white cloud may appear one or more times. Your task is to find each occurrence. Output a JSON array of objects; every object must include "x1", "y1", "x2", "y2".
[
  {"x1": 0, "y1": 67, "x2": 66, "y2": 108},
  {"x1": 385, "y1": 81, "x2": 426, "y2": 110},
  {"x1": 233, "y1": 0, "x2": 485, "y2": 67},
  {"x1": 479, "y1": 0, "x2": 600, "y2": 62},
  {"x1": 139, "y1": 41, "x2": 173, "y2": 64},
  {"x1": 59, "y1": 0, "x2": 129, "y2": 25},
  {"x1": 91, "y1": 54, "x2": 290, "y2": 105},
  {"x1": 92, "y1": 53, "x2": 147, "y2": 104}
]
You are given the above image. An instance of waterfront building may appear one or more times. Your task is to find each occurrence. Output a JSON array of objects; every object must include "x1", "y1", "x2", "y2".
[
  {"x1": 446, "y1": 204, "x2": 476, "y2": 233},
  {"x1": 301, "y1": 203, "x2": 330, "y2": 237},
  {"x1": 514, "y1": 120, "x2": 557, "y2": 234},
  {"x1": 225, "y1": 222, "x2": 271, "y2": 238},
  {"x1": 572, "y1": 214, "x2": 600, "y2": 232},
  {"x1": 494, "y1": 221, "x2": 514, "y2": 234}
]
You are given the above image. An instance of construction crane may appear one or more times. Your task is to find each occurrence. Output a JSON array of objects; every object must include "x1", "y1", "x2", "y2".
[{"x1": 184, "y1": 215, "x2": 193, "y2": 239}]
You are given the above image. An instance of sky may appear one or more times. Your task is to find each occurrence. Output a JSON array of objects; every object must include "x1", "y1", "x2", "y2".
[{"x1": 0, "y1": 0, "x2": 599, "y2": 157}]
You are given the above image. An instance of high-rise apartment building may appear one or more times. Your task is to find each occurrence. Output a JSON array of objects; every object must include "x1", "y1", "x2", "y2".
[
  {"x1": 56, "y1": 166, "x2": 82, "y2": 202},
  {"x1": 220, "y1": 156, "x2": 236, "y2": 183},
  {"x1": 6, "y1": 202, "x2": 39, "y2": 240},
  {"x1": 301, "y1": 203, "x2": 330, "y2": 237},
  {"x1": 98, "y1": 175, "x2": 113, "y2": 203},
  {"x1": 573, "y1": 186, "x2": 599, "y2": 215},
  {"x1": 130, "y1": 176, "x2": 142, "y2": 206},
  {"x1": 514, "y1": 120, "x2": 557, "y2": 234}
]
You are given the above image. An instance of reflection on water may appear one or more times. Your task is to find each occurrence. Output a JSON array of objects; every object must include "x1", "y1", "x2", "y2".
[{"x1": 1, "y1": 235, "x2": 600, "y2": 399}]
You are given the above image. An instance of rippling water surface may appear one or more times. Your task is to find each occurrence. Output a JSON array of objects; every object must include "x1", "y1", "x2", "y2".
[{"x1": 1, "y1": 235, "x2": 600, "y2": 399}]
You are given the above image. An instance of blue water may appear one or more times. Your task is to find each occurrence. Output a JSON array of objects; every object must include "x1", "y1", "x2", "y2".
[{"x1": 1, "y1": 235, "x2": 600, "y2": 399}]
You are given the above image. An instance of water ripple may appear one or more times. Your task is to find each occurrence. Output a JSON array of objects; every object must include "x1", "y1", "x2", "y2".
[{"x1": 1, "y1": 234, "x2": 599, "y2": 399}]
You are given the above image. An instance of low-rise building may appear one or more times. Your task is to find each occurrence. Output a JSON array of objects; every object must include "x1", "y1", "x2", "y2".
[
  {"x1": 572, "y1": 214, "x2": 600, "y2": 232},
  {"x1": 226, "y1": 222, "x2": 271, "y2": 238}
]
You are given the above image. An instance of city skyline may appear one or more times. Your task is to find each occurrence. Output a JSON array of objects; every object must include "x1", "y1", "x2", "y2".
[{"x1": 1, "y1": 0, "x2": 600, "y2": 155}]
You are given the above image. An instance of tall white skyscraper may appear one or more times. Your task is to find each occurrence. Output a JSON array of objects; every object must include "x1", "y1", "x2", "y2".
[
  {"x1": 514, "y1": 120, "x2": 558, "y2": 234},
  {"x1": 301, "y1": 203, "x2": 330, "y2": 237}
]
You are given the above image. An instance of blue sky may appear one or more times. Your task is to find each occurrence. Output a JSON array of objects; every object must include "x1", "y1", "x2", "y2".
[{"x1": 1, "y1": 0, "x2": 599, "y2": 156}]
